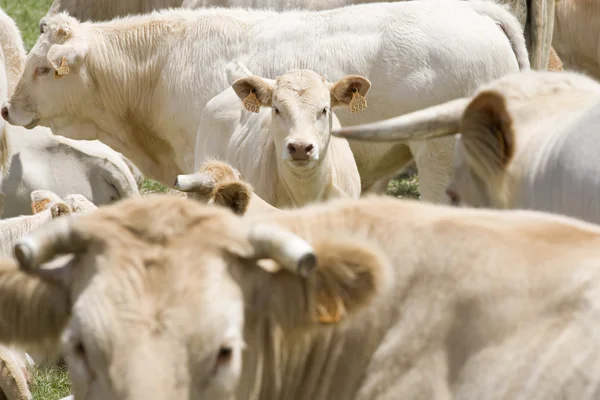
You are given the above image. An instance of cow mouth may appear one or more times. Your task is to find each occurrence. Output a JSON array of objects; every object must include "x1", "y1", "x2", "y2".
[
  {"x1": 288, "y1": 159, "x2": 315, "y2": 169},
  {"x1": 24, "y1": 118, "x2": 40, "y2": 129}
]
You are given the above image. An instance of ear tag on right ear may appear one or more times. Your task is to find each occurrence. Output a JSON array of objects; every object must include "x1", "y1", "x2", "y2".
[
  {"x1": 243, "y1": 89, "x2": 261, "y2": 113},
  {"x1": 31, "y1": 198, "x2": 52, "y2": 214},
  {"x1": 349, "y1": 88, "x2": 367, "y2": 114},
  {"x1": 55, "y1": 57, "x2": 70, "y2": 77}
]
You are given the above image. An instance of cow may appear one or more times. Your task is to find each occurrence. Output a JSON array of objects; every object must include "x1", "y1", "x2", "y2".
[
  {"x1": 552, "y1": 0, "x2": 600, "y2": 80},
  {"x1": 37, "y1": 0, "x2": 554, "y2": 72},
  {"x1": 176, "y1": 159, "x2": 280, "y2": 215},
  {"x1": 0, "y1": 189, "x2": 96, "y2": 259},
  {"x1": 193, "y1": 69, "x2": 363, "y2": 207},
  {"x1": 3, "y1": 195, "x2": 600, "y2": 398},
  {"x1": 186, "y1": 0, "x2": 555, "y2": 71},
  {"x1": 4, "y1": 0, "x2": 528, "y2": 203},
  {"x1": 332, "y1": 70, "x2": 600, "y2": 223},
  {"x1": 0, "y1": 126, "x2": 142, "y2": 218}
]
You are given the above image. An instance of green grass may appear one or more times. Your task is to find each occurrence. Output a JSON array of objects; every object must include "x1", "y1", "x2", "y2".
[{"x1": 0, "y1": 0, "x2": 418, "y2": 396}]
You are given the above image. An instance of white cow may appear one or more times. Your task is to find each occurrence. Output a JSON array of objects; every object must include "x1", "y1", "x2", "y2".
[
  {"x1": 552, "y1": 0, "x2": 600, "y2": 80},
  {"x1": 0, "y1": 189, "x2": 96, "y2": 260},
  {"x1": 184, "y1": 0, "x2": 555, "y2": 71},
  {"x1": 5, "y1": 0, "x2": 528, "y2": 203},
  {"x1": 1, "y1": 127, "x2": 142, "y2": 218},
  {"x1": 191, "y1": 69, "x2": 363, "y2": 208},
  {"x1": 39, "y1": 0, "x2": 553, "y2": 71},
  {"x1": 332, "y1": 70, "x2": 600, "y2": 223}
]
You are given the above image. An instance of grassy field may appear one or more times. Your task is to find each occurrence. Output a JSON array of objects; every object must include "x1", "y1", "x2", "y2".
[{"x1": 0, "y1": 1, "x2": 418, "y2": 398}]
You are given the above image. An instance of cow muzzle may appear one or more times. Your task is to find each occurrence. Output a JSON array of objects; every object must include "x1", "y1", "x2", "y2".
[
  {"x1": 283, "y1": 139, "x2": 319, "y2": 167},
  {"x1": 1, "y1": 102, "x2": 39, "y2": 129}
]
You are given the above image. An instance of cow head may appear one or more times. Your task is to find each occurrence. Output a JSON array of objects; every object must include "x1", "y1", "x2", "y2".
[
  {"x1": 1, "y1": 195, "x2": 384, "y2": 399},
  {"x1": 2, "y1": 13, "x2": 89, "y2": 129},
  {"x1": 232, "y1": 70, "x2": 370, "y2": 170},
  {"x1": 332, "y1": 70, "x2": 600, "y2": 209}
]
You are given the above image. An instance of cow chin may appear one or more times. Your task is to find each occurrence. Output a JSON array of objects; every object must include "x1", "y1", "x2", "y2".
[{"x1": 5, "y1": 107, "x2": 39, "y2": 129}]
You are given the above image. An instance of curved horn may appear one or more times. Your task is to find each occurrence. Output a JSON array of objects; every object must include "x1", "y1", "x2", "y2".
[
  {"x1": 332, "y1": 97, "x2": 470, "y2": 142},
  {"x1": 174, "y1": 172, "x2": 216, "y2": 194},
  {"x1": 247, "y1": 224, "x2": 317, "y2": 277},
  {"x1": 14, "y1": 216, "x2": 83, "y2": 273}
]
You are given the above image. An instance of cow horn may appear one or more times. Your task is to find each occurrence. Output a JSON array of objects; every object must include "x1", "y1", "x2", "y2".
[
  {"x1": 247, "y1": 224, "x2": 316, "y2": 277},
  {"x1": 14, "y1": 216, "x2": 83, "y2": 273},
  {"x1": 332, "y1": 97, "x2": 470, "y2": 142},
  {"x1": 174, "y1": 172, "x2": 216, "y2": 194}
]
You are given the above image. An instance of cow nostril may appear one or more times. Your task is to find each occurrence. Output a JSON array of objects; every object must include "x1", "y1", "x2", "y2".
[
  {"x1": 1, "y1": 106, "x2": 8, "y2": 120},
  {"x1": 305, "y1": 144, "x2": 314, "y2": 153},
  {"x1": 287, "y1": 143, "x2": 296, "y2": 154}
]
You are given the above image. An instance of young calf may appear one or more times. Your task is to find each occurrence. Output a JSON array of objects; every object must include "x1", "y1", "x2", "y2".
[{"x1": 192, "y1": 69, "x2": 365, "y2": 208}]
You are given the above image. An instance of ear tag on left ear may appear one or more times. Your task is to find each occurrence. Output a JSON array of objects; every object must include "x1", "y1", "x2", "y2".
[
  {"x1": 313, "y1": 292, "x2": 346, "y2": 324},
  {"x1": 31, "y1": 198, "x2": 52, "y2": 214},
  {"x1": 349, "y1": 88, "x2": 367, "y2": 114},
  {"x1": 243, "y1": 89, "x2": 261, "y2": 113},
  {"x1": 55, "y1": 57, "x2": 70, "y2": 77}
]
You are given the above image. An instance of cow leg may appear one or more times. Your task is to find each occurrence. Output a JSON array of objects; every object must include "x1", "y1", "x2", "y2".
[{"x1": 408, "y1": 136, "x2": 456, "y2": 203}]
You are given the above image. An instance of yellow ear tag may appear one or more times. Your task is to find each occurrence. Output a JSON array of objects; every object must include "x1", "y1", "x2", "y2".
[
  {"x1": 243, "y1": 89, "x2": 261, "y2": 113},
  {"x1": 349, "y1": 88, "x2": 367, "y2": 114},
  {"x1": 31, "y1": 198, "x2": 51, "y2": 214},
  {"x1": 313, "y1": 292, "x2": 346, "y2": 324},
  {"x1": 54, "y1": 57, "x2": 70, "y2": 78}
]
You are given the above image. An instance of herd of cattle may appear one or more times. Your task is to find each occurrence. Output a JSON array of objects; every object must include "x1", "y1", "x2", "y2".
[{"x1": 0, "y1": 0, "x2": 596, "y2": 398}]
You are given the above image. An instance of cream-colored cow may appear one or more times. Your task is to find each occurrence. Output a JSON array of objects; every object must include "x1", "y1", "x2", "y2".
[
  {"x1": 333, "y1": 70, "x2": 600, "y2": 223},
  {"x1": 2, "y1": 195, "x2": 600, "y2": 398},
  {"x1": 192, "y1": 69, "x2": 364, "y2": 208}
]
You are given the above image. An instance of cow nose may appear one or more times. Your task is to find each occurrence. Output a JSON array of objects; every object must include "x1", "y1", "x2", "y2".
[
  {"x1": 287, "y1": 142, "x2": 314, "y2": 160},
  {"x1": 1, "y1": 106, "x2": 8, "y2": 121}
]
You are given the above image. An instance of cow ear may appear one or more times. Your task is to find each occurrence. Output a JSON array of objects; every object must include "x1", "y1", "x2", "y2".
[
  {"x1": 330, "y1": 75, "x2": 371, "y2": 107},
  {"x1": 47, "y1": 42, "x2": 87, "y2": 78},
  {"x1": 31, "y1": 190, "x2": 62, "y2": 214},
  {"x1": 211, "y1": 181, "x2": 252, "y2": 215},
  {"x1": 460, "y1": 90, "x2": 514, "y2": 174},
  {"x1": 50, "y1": 203, "x2": 72, "y2": 219},
  {"x1": 239, "y1": 235, "x2": 389, "y2": 328},
  {"x1": 232, "y1": 76, "x2": 273, "y2": 109}
]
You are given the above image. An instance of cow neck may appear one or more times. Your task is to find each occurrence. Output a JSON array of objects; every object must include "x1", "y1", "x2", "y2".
[
  {"x1": 275, "y1": 152, "x2": 332, "y2": 208},
  {"x1": 83, "y1": 28, "x2": 180, "y2": 184}
]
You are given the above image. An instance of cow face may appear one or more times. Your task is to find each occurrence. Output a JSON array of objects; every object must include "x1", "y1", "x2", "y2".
[
  {"x1": 5, "y1": 196, "x2": 382, "y2": 399},
  {"x1": 2, "y1": 13, "x2": 89, "y2": 129},
  {"x1": 233, "y1": 70, "x2": 370, "y2": 170}
]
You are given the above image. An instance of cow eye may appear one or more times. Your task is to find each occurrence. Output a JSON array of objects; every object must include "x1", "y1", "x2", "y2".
[
  {"x1": 321, "y1": 108, "x2": 328, "y2": 115},
  {"x1": 273, "y1": 107, "x2": 280, "y2": 115},
  {"x1": 217, "y1": 346, "x2": 233, "y2": 365},
  {"x1": 35, "y1": 67, "x2": 51, "y2": 76}
]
